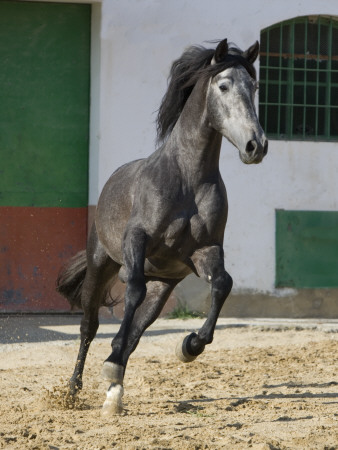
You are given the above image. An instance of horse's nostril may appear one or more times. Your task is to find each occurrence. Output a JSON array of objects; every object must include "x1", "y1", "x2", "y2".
[
  {"x1": 246, "y1": 140, "x2": 257, "y2": 153},
  {"x1": 263, "y1": 140, "x2": 268, "y2": 156}
]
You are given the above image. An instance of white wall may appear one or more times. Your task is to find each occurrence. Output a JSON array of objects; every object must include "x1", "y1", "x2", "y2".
[{"x1": 97, "y1": 0, "x2": 338, "y2": 294}]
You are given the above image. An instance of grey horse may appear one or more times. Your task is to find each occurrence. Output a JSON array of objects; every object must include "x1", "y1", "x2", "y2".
[{"x1": 56, "y1": 38, "x2": 268, "y2": 415}]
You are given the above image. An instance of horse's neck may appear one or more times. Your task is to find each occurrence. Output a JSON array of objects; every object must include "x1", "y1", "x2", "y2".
[{"x1": 164, "y1": 80, "x2": 222, "y2": 185}]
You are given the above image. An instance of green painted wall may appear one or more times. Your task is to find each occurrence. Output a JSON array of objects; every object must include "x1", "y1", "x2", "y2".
[
  {"x1": 0, "y1": 1, "x2": 90, "y2": 207},
  {"x1": 276, "y1": 210, "x2": 338, "y2": 288}
]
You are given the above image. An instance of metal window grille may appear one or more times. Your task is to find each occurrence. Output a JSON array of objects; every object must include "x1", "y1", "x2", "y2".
[{"x1": 259, "y1": 15, "x2": 338, "y2": 141}]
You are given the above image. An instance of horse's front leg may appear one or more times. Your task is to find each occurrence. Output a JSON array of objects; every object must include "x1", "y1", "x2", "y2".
[
  {"x1": 101, "y1": 278, "x2": 180, "y2": 415},
  {"x1": 101, "y1": 226, "x2": 147, "y2": 415},
  {"x1": 176, "y1": 245, "x2": 233, "y2": 362}
]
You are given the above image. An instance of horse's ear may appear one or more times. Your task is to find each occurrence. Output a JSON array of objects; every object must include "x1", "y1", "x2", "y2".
[
  {"x1": 243, "y1": 41, "x2": 260, "y2": 64},
  {"x1": 213, "y1": 39, "x2": 228, "y2": 63}
]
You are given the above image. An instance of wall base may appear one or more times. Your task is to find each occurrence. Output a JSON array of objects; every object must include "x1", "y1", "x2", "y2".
[
  {"x1": 174, "y1": 275, "x2": 338, "y2": 319},
  {"x1": 221, "y1": 289, "x2": 338, "y2": 319}
]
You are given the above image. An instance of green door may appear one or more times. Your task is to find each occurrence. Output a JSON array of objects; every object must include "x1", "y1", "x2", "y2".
[
  {"x1": 0, "y1": 1, "x2": 91, "y2": 311},
  {"x1": 276, "y1": 210, "x2": 338, "y2": 288}
]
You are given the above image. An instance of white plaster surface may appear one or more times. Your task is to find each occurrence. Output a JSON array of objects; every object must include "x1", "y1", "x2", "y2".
[{"x1": 93, "y1": 0, "x2": 338, "y2": 293}]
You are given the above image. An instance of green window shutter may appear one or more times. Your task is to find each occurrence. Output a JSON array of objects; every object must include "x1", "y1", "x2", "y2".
[
  {"x1": 0, "y1": 2, "x2": 91, "y2": 208},
  {"x1": 260, "y1": 16, "x2": 338, "y2": 141}
]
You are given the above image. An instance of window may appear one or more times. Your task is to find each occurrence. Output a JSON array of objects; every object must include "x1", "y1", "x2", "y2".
[{"x1": 259, "y1": 16, "x2": 338, "y2": 141}]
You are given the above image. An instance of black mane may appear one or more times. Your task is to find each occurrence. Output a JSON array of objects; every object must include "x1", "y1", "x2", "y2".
[{"x1": 156, "y1": 43, "x2": 256, "y2": 145}]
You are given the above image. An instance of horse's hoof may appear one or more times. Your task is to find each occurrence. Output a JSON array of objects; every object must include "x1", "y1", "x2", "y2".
[
  {"x1": 102, "y1": 362, "x2": 124, "y2": 384},
  {"x1": 101, "y1": 384, "x2": 124, "y2": 416},
  {"x1": 175, "y1": 333, "x2": 204, "y2": 363}
]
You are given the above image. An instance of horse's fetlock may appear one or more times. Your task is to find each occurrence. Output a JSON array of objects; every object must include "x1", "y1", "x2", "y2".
[
  {"x1": 102, "y1": 361, "x2": 124, "y2": 384},
  {"x1": 69, "y1": 378, "x2": 82, "y2": 396},
  {"x1": 200, "y1": 334, "x2": 213, "y2": 345}
]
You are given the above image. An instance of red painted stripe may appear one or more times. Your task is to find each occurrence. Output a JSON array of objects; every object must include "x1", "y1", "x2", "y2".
[{"x1": 0, "y1": 206, "x2": 87, "y2": 312}]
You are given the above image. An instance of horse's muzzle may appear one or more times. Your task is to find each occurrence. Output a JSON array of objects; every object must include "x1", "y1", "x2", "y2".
[{"x1": 241, "y1": 138, "x2": 268, "y2": 164}]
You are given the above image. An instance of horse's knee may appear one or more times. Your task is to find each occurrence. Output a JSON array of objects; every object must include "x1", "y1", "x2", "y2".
[
  {"x1": 125, "y1": 275, "x2": 147, "y2": 309},
  {"x1": 213, "y1": 271, "x2": 233, "y2": 297},
  {"x1": 80, "y1": 316, "x2": 99, "y2": 342}
]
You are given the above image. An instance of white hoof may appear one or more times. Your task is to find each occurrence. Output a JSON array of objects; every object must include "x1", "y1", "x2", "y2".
[{"x1": 101, "y1": 384, "x2": 124, "y2": 416}]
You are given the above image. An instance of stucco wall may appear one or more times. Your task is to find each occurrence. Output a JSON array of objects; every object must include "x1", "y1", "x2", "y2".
[{"x1": 96, "y1": 0, "x2": 338, "y2": 298}]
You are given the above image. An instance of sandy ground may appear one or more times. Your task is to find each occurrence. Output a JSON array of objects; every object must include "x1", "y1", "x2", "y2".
[{"x1": 0, "y1": 316, "x2": 338, "y2": 449}]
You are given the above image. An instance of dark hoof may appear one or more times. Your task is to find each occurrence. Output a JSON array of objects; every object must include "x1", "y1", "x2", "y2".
[{"x1": 175, "y1": 332, "x2": 205, "y2": 363}]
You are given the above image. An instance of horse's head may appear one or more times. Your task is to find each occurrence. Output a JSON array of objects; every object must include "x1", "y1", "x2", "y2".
[{"x1": 207, "y1": 39, "x2": 268, "y2": 164}]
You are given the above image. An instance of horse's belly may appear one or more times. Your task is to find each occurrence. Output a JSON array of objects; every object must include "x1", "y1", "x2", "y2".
[
  {"x1": 144, "y1": 257, "x2": 192, "y2": 279},
  {"x1": 117, "y1": 258, "x2": 192, "y2": 282}
]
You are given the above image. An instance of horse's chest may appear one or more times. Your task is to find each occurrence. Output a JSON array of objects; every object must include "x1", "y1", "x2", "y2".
[
  {"x1": 190, "y1": 214, "x2": 208, "y2": 241},
  {"x1": 154, "y1": 184, "x2": 227, "y2": 252},
  {"x1": 165, "y1": 216, "x2": 188, "y2": 240},
  {"x1": 164, "y1": 213, "x2": 208, "y2": 248}
]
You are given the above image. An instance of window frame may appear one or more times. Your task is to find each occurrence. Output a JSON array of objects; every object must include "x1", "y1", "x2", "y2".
[{"x1": 259, "y1": 15, "x2": 338, "y2": 142}]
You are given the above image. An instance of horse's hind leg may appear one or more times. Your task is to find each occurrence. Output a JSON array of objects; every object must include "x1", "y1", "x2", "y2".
[
  {"x1": 68, "y1": 225, "x2": 119, "y2": 396},
  {"x1": 176, "y1": 246, "x2": 232, "y2": 362},
  {"x1": 101, "y1": 278, "x2": 180, "y2": 415}
]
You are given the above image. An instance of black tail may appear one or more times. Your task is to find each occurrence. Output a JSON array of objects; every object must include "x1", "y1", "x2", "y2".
[{"x1": 56, "y1": 250, "x2": 87, "y2": 310}]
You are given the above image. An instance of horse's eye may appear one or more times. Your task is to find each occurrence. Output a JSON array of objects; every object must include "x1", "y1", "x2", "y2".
[{"x1": 219, "y1": 84, "x2": 228, "y2": 92}]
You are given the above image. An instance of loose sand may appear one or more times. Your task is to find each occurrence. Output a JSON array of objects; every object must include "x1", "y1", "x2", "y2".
[{"x1": 1, "y1": 317, "x2": 337, "y2": 449}]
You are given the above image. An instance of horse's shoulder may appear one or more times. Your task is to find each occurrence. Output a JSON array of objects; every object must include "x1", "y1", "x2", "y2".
[{"x1": 195, "y1": 177, "x2": 227, "y2": 206}]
